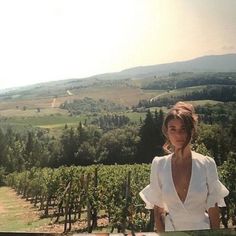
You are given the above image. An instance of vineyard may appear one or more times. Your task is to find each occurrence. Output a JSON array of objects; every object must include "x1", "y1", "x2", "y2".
[
  {"x1": 5, "y1": 159, "x2": 236, "y2": 233},
  {"x1": 6, "y1": 164, "x2": 153, "y2": 233}
]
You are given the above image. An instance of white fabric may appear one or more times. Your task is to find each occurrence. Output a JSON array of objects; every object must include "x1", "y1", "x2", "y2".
[{"x1": 139, "y1": 151, "x2": 229, "y2": 231}]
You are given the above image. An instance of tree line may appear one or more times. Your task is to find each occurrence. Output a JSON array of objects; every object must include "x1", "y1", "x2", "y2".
[
  {"x1": 142, "y1": 72, "x2": 236, "y2": 90},
  {"x1": 137, "y1": 86, "x2": 236, "y2": 108},
  {"x1": 1, "y1": 104, "x2": 236, "y2": 175}
]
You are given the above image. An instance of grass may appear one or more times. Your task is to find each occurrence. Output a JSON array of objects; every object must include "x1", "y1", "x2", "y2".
[
  {"x1": 116, "y1": 111, "x2": 146, "y2": 123},
  {"x1": 5, "y1": 114, "x2": 85, "y2": 126},
  {"x1": 0, "y1": 187, "x2": 51, "y2": 232},
  {"x1": 156, "y1": 85, "x2": 208, "y2": 99},
  {"x1": 0, "y1": 107, "x2": 68, "y2": 117},
  {"x1": 0, "y1": 187, "x2": 126, "y2": 234},
  {"x1": 1, "y1": 107, "x2": 147, "y2": 127},
  {"x1": 185, "y1": 100, "x2": 223, "y2": 106}
]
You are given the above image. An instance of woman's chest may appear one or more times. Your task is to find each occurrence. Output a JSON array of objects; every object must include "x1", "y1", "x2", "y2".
[
  {"x1": 159, "y1": 159, "x2": 208, "y2": 204},
  {"x1": 172, "y1": 162, "x2": 192, "y2": 203}
]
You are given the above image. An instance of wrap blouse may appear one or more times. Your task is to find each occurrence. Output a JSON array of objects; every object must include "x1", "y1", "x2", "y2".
[{"x1": 139, "y1": 151, "x2": 229, "y2": 231}]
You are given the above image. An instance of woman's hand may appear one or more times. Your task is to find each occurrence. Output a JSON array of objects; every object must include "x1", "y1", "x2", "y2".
[
  {"x1": 154, "y1": 205, "x2": 165, "y2": 232},
  {"x1": 208, "y1": 203, "x2": 220, "y2": 229}
]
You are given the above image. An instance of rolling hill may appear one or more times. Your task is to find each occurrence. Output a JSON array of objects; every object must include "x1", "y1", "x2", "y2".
[
  {"x1": 118, "y1": 53, "x2": 236, "y2": 78},
  {"x1": 0, "y1": 53, "x2": 235, "y2": 109}
]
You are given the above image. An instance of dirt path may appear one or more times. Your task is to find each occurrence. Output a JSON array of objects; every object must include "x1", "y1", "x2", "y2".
[
  {"x1": 0, "y1": 186, "x2": 50, "y2": 232},
  {"x1": 0, "y1": 187, "x2": 90, "y2": 234},
  {"x1": 0, "y1": 187, "x2": 109, "y2": 234}
]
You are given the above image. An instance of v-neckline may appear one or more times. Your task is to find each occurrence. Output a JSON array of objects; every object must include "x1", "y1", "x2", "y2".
[{"x1": 170, "y1": 152, "x2": 193, "y2": 205}]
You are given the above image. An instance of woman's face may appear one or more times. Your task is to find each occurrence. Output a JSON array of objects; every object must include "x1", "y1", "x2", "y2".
[{"x1": 167, "y1": 118, "x2": 188, "y2": 150}]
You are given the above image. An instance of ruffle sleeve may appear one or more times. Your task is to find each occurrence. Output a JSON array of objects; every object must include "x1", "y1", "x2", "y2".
[
  {"x1": 206, "y1": 156, "x2": 229, "y2": 210},
  {"x1": 139, "y1": 157, "x2": 164, "y2": 209}
]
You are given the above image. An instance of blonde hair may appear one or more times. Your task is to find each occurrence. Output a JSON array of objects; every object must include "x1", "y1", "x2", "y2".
[{"x1": 162, "y1": 102, "x2": 198, "y2": 153}]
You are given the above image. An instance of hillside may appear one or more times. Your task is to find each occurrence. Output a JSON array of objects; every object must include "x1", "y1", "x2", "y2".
[
  {"x1": 119, "y1": 54, "x2": 236, "y2": 78},
  {"x1": 0, "y1": 53, "x2": 236, "y2": 111}
]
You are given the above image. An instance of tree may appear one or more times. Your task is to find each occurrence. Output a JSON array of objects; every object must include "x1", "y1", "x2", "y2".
[
  {"x1": 59, "y1": 124, "x2": 102, "y2": 166},
  {"x1": 154, "y1": 109, "x2": 165, "y2": 155},
  {"x1": 75, "y1": 141, "x2": 96, "y2": 165},
  {"x1": 0, "y1": 167, "x2": 5, "y2": 186},
  {"x1": 229, "y1": 115, "x2": 236, "y2": 153},
  {"x1": 220, "y1": 152, "x2": 236, "y2": 224},
  {"x1": 0, "y1": 129, "x2": 7, "y2": 166},
  {"x1": 136, "y1": 110, "x2": 164, "y2": 163},
  {"x1": 196, "y1": 124, "x2": 230, "y2": 165},
  {"x1": 60, "y1": 128, "x2": 78, "y2": 166},
  {"x1": 97, "y1": 126, "x2": 139, "y2": 164}
]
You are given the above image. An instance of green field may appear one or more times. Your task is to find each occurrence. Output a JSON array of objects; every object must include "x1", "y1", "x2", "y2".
[
  {"x1": 155, "y1": 85, "x2": 208, "y2": 98},
  {"x1": 185, "y1": 100, "x2": 223, "y2": 106},
  {"x1": 0, "y1": 187, "x2": 51, "y2": 232}
]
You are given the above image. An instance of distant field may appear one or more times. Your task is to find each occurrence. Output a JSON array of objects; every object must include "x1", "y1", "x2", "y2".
[
  {"x1": 64, "y1": 86, "x2": 157, "y2": 107},
  {"x1": 0, "y1": 187, "x2": 51, "y2": 232},
  {"x1": 185, "y1": 100, "x2": 223, "y2": 106},
  {"x1": 0, "y1": 79, "x2": 228, "y2": 137},
  {"x1": 0, "y1": 99, "x2": 222, "y2": 134},
  {"x1": 3, "y1": 113, "x2": 88, "y2": 126},
  {"x1": 119, "y1": 111, "x2": 146, "y2": 123},
  {"x1": 0, "y1": 84, "x2": 159, "y2": 136},
  {"x1": 0, "y1": 107, "x2": 68, "y2": 117},
  {"x1": 155, "y1": 85, "x2": 208, "y2": 99},
  {"x1": 1, "y1": 71, "x2": 235, "y2": 111},
  {"x1": 0, "y1": 97, "x2": 57, "y2": 110},
  {"x1": 0, "y1": 109, "x2": 148, "y2": 137},
  {"x1": 0, "y1": 85, "x2": 157, "y2": 110}
]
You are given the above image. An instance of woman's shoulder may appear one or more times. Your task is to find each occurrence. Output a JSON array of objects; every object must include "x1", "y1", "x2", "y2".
[
  {"x1": 152, "y1": 153, "x2": 172, "y2": 165},
  {"x1": 192, "y1": 151, "x2": 216, "y2": 165}
]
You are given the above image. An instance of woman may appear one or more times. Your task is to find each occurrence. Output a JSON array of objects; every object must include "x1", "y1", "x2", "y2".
[{"x1": 139, "y1": 102, "x2": 229, "y2": 232}]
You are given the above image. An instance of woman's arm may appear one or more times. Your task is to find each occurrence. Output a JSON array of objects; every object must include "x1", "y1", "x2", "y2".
[
  {"x1": 208, "y1": 203, "x2": 220, "y2": 229},
  {"x1": 154, "y1": 205, "x2": 165, "y2": 232}
]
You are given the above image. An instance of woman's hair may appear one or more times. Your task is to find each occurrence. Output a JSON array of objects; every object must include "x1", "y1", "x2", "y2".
[{"x1": 162, "y1": 102, "x2": 198, "y2": 153}]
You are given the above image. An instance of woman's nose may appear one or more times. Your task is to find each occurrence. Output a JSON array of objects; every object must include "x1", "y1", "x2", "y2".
[{"x1": 176, "y1": 129, "x2": 185, "y2": 135}]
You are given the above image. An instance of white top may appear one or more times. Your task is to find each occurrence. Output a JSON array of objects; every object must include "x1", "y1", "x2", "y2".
[{"x1": 139, "y1": 151, "x2": 229, "y2": 231}]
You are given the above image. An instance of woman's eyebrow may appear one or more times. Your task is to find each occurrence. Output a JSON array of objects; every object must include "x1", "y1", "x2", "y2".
[
  {"x1": 168, "y1": 125, "x2": 176, "y2": 128},
  {"x1": 168, "y1": 125, "x2": 185, "y2": 128}
]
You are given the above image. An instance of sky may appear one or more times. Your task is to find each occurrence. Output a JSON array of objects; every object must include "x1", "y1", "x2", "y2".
[{"x1": 0, "y1": 0, "x2": 236, "y2": 89}]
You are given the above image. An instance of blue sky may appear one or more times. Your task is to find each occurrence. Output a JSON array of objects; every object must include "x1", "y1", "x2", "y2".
[{"x1": 0, "y1": 0, "x2": 235, "y2": 89}]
